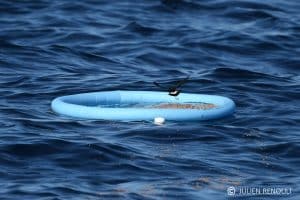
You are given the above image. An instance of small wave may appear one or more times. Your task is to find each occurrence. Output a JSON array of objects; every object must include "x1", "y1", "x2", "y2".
[
  {"x1": 56, "y1": 32, "x2": 105, "y2": 45},
  {"x1": 213, "y1": 1, "x2": 283, "y2": 12},
  {"x1": 1, "y1": 139, "x2": 74, "y2": 158},
  {"x1": 123, "y1": 22, "x2": 161, "y2": 36},
  {"x1": 224, "y1": 8, "x2": 278, "y2": 22},
  {"x1": 160, "y1": 0, "x2": 210, "y2": 11},
  {"x1": 211, "y1": 67, "x2": 289, "y2": 80}
]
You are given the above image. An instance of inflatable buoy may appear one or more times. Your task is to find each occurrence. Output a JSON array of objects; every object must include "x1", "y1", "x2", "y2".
[{"x1": 51, "y1": 90, "x2": 235, "y2": 121}]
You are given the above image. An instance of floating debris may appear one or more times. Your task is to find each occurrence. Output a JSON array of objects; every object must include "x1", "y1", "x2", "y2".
[{"x1": 149, "y1": 103, "x2": 217, "y2": 110}]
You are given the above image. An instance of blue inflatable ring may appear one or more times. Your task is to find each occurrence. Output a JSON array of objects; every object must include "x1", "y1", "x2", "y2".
[{"x1": 51, "y1": 90, "x2": 235, "y2": 121}]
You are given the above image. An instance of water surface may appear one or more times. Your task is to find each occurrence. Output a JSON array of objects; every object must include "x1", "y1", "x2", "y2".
[{"x1": 0, "y1": 0, "x2": 299, "y2": 199}]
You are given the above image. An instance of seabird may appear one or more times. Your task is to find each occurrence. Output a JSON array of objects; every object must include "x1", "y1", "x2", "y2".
[{"x1": 153, "y1": 76, "x2": 189, "y2": 96}]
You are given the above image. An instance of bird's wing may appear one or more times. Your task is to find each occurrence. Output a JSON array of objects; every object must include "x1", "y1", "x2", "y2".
[
  {"x1": 173, "y1": 76, "x2": 190, "y2": 89},
  {"x1": 153, "y1": 81, "x2": 168, "y2": 89}
]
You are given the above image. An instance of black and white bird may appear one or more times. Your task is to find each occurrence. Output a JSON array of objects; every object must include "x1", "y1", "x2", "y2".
[{"x1": 153, "y1": 76, "x2": 190, "y2": 96}]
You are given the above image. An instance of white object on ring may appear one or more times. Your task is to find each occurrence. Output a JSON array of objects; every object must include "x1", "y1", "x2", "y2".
[{"x1": 154, "y1": 117, "x2": 165, "y2": 125}]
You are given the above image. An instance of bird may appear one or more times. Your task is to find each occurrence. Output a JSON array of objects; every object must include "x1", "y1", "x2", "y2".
[{"x1": 153, "y1": 76, "x2": 190, "y2": 96}]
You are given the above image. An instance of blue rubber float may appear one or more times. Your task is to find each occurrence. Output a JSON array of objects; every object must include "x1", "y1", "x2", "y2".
[{"x1": 51, "y1": 91, "x2": 235, "y2": 121}]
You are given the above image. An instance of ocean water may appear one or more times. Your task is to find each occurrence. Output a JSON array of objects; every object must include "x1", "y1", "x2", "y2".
[{"x1": 0, "y1": 0, "x2": 299, "y2": 199}]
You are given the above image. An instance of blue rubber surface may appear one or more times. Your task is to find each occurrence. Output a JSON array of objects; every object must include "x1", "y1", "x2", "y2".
[{"x1": 51, "y1": 91, "x2": 235, "y2": 121}]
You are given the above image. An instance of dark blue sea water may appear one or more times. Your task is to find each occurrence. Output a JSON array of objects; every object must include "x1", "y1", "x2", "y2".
[{"x1": 1, "y1": 0, "x2": 299, "y2": 199}]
